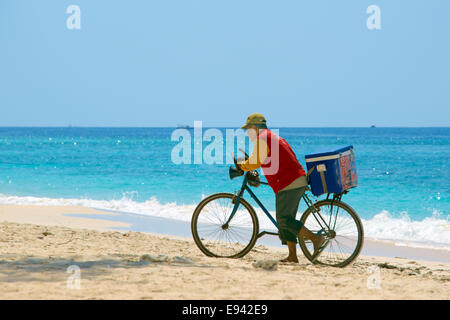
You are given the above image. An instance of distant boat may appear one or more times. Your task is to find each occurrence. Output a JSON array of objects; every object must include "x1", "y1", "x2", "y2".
[
  {"x1": 177, "y1": 124, "x2": 193, "y2": 129},
  {"x1": 370, "y1": 125, "x2": 376, "y2": 128}
]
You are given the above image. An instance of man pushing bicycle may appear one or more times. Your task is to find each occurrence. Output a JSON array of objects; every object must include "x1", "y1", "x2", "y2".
[{"x1": 236, "y1": 113, "x2": 327, "y2": 263}]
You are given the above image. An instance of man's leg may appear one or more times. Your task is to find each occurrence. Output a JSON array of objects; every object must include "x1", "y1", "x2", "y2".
[
  {"x1": 276, "y1": 187, "x2": 305, "y2": 263},
  {"x1": 276, "y1": 186, "x2": 326, "y2": 262},
  {"x1": 298, "y1": 226, "x2": 326, "y2": 252},
  {"x1": 279, "y1": 241, "x2": 298, "y2": 263},
  {"x1": 282, "y1": 231, "x2": 325, "y2": 263}
]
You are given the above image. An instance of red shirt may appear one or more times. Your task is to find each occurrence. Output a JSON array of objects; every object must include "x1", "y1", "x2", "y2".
[{"x1": 258, "y1": 129, "x2": 306, "y2": 194}]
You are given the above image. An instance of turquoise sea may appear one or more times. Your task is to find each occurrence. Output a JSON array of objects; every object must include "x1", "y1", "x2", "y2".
[{"x1": 0, "y1": 127, "x2": 448, "y2": 248}]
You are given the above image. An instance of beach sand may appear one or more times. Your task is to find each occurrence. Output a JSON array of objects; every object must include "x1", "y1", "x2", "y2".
[{"x1": 0, "y1": 205, "x2": 449, "y2": 300}]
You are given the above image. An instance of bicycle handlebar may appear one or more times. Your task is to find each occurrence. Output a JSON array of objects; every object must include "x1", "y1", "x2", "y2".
[{"x1": 230, "y1": 151, "x2": 271, "y2": 186}]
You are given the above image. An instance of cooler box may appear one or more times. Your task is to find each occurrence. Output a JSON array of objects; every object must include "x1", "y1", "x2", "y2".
[{"x1": 305, "y1": 145, "x2": 358, "y2": 196}]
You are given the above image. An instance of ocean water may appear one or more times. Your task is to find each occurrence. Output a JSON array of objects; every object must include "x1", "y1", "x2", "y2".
[{"x1": 0, "y1": 127, "x2": 449, "y2": 249}]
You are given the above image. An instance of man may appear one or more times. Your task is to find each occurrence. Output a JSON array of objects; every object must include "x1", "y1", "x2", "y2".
[{"x1": 237, "y1": 113, "x2": 326, "y2": 263}]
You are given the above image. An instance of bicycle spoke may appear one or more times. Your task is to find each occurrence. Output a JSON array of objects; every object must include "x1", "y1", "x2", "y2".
[{"x1": 333, "y1": 205, "x2": 340, "y2": 230}]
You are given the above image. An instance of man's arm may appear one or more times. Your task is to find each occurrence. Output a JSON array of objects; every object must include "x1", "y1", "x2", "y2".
[{"x1": 238, "y1": 138, "x2": 269, "y2": 171}]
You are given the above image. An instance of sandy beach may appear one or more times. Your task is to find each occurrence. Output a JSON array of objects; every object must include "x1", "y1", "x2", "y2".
[{"x1": 0, "y1": 205, "x2": 449, "y2": 300}]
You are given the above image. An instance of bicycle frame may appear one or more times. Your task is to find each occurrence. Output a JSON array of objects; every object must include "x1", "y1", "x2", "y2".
[{"x1": 224, "y1": 174, "x2": 338, "y2": 240}]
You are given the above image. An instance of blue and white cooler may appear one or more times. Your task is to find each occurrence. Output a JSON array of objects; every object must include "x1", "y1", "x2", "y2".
[{"x1": 304, "y1": 145, "x2": 358, "y2": 196}]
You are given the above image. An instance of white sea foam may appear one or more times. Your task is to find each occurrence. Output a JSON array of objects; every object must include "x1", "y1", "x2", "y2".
[
  {"x1": 0, "y1": 193, "x2": 198, "y2": 223},
  {"x1": 359, "y1": 210, "x2": 450, "y2": 250},
  {"x1": 0, "y1": 193, "x2": 448, "y2": 250}
]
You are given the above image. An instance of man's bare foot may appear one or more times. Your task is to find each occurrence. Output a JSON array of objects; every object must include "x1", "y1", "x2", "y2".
[
  {"x1": 310, "y1": 234, "x2": 330, "y2": 262},
  {"x1": 312, "y1": 234, "x2": 325, "y2": 252},
  {"x1": 279, "y1": 256, "x2": 299, "y2": 263}
]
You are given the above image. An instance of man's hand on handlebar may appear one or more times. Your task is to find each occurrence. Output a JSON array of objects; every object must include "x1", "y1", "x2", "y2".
[{"x1": 231, "y1": 152, "x2": 245, "y2": 174}]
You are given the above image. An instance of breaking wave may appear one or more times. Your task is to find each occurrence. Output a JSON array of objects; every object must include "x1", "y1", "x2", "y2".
[{"x1": 0, "y1": 193, "x2": 448, "y2": 250}]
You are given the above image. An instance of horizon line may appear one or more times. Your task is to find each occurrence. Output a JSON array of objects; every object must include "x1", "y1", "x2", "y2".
[{"x1": 0, "y1": 125, "x2": 449, "y2": 129}]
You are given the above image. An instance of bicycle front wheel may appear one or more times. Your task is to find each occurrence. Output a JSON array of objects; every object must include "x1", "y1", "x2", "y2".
[
  {"x1": 298, "y1": 199, "x2": 364, "y2": 267},
  {"x1": 191, "y1": 193, "x2": 259, "y2": 258}
]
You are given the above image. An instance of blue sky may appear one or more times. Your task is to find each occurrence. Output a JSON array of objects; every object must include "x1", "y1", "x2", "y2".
[{"x1": 0, "y1": 0, "x2": 449, "y2": 127}]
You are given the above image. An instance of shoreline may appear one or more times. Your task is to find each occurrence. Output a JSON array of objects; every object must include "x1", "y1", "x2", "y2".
[
  {"x1": 1, "y1": 204, "x2": 449, "y2": 264},
  {"x1": 1, "y1": 193, "x2": 448, "y2": 252}
]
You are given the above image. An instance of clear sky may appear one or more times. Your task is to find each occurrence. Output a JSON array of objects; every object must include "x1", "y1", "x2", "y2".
[{"x1": 0, "y1": 0, "x2": 449, "y2": 127}]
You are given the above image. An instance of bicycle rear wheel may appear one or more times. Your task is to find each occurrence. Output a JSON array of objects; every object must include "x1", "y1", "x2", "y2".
[
  {"x1": 298, "y1": 199, "x2": 364, "y2": 267},
  {"x1": 191, "y1": 193, "x2": 259, "y2": 258}
]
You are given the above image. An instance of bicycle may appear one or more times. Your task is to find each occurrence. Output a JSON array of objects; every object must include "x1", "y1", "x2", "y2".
[{"x1": 191, "y1": 152, "x2": 364, "y2": 267}]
